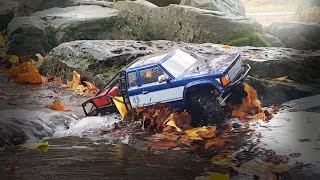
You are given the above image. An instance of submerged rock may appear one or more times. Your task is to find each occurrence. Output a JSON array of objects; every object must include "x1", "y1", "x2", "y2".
[
  {"x1": 267, "y1": 21, "x2": 320, "y2": 50},
  {"x1": 180, "y1": 0, "x2": 245, "y2": 16},
  {"x1": 39, "y1": 40, "x2": 320, "y2": 104}
]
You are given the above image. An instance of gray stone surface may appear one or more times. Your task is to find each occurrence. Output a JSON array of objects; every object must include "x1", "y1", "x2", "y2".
[
  {"x1": 180, "y1": 0, "x2": 245, "y2": 16},
  {"x1": 39, "y1": 40, "x2": 320, "y2": 104},
  {"x1": 0, "y1": 0, "x2": 19, "y2": 30},
  {"x1": 15, "y1": 0, "x2": 114, "y2": 17},
  {"x1": 262, "y1": 33, "x2": 286, "y2": 47},
  {"x1": 267, "y1": 21, "x2": 320, "y2": 50},
  {"x1": 7, "y1": 5, "x2": 121, "y2": 56},
  {"x1": 7, "y1": 1, "x2": 265, "y2": 56}
]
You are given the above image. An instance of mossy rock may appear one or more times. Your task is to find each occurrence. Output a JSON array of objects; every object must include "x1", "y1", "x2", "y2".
[
  {"x1": 147, "y1": 0, "x2": 181, "y2": 6},
  {"x1": 227, "y1": 32, "x2": 271, "y2": 47}
]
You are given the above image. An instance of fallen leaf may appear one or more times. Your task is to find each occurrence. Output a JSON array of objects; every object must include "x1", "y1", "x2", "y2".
[
  {"x1": 35, "y1": 53, "x2": 44, "y2": 61},
  {"x1": 211, "y1": 155, "x2": 235, "y2": 167},
  {"x1": 21, "y1": 141, "x2": 49, "y2": 150},
  {"x1": 198, "y1": 126, "x2": 217, "y2": 139},
  {"x1": 54, "y1": 77, "x2": 62, "y2": 84},
  {"x1": 166, "y1": 115, "x2": 183, "y2": 132},
  {"x1": 222, "y1": 45, "x2": 231, "y2": 49},
  {"x1": 8, "y1": 62, "x2": 43, "y2": 84},
  {"x1": 50, "y1": 101, "x2": 71, "y2": 112},
  {"x1": 0, "y1": 34, "x2": 7, "y2": 46},
  {"x1": 204, "y1": 139, "x2": 226, "y2": 149},
  {"x1": 185, "y1": 127, "x2": 209, "y2": 140},
  {"x1": 208, "y1": 172, "x2": 229, "y2": 180},
  {"x1": 274, "y1": 76, "x2": 294, "y2": 83},
  {"x1": 9, "y1": 55, "x2": 19, "y2": 64}
]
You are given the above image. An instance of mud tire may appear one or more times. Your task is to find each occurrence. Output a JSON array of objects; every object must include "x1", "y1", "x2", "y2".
[{"x1": 186, "y1": 91, "x2": 225, "y2": 127}]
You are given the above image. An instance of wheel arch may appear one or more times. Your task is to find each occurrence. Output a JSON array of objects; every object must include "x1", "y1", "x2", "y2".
[{"x1": 183, "y1": 80, "x2": 223, "y2": 103}]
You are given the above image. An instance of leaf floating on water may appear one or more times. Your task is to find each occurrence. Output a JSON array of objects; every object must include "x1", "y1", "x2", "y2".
[
  {"x1": 273, "y1": 76, "x2": 294, "y2": 83},
  {"x1": 21, "y1": 141, "x2": 49, "y2": 150},
  {"x1": 50, "y1": 101, "x2": 71, "y2": 112},
  {"x1": 208, "y1": 172, "x2": 229, "y2": 180}
]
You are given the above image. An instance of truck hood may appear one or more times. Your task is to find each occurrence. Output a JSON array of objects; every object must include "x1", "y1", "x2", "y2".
[{"x1": 180, "y1": 53, "x2": 239, "y2": 78}]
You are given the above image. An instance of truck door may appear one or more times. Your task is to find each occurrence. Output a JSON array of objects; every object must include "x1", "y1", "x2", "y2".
[{"x1": 128, "y1": 66, "x2": 184, "y2": 108}]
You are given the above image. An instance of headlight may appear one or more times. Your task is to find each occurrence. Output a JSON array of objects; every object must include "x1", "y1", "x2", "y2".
[{"x1": 221, "y1": 74, "x2": 230, "y2": 86}]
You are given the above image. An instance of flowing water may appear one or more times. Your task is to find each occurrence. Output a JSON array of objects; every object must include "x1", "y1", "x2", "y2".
[{"x1": 0, "y1": 108, "x2": 216, "y2": 180}]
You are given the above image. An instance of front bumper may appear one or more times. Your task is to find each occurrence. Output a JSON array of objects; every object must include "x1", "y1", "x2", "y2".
[{"x1": 226, "y1": 63, "x2": 251, "y2": 89}]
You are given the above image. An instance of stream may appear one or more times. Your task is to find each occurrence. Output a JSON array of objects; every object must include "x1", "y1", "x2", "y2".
[{"x1": 0, "y1": 72, "x2": 320, "y2": 179}]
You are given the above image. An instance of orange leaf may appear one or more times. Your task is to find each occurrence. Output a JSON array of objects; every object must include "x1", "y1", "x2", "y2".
[
  {"x1": 204, "y1": 139, "x2": 226, "y2": 149},
  {"x1": 222, "y1": 45, "x2": 231, "y2": 49},
  {"x1": 50, "y1": 101, "x2": 71, "y2": 112},
  {"x1": 72, "y1": 71, "x2": 81, "y2": 85},
  {"x1": 54, "y1": 77, "x2": 62, "y2": 84}
]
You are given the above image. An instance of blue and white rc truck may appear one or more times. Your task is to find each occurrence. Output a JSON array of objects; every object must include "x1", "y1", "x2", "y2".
[{"x1": 82, "y1": 49, "x2": 251, "y2": 126}]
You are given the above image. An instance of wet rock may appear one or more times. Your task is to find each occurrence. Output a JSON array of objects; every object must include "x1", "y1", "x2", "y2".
[
  {"x1": 0, "y1": 0, "x2": 19, "y2": 30},
  {"x1": 262, "y1": 33, "x2": 286, "y2": 47},
  {"x1": 7, "y1": 0, "x2": 264, "y2": 56},
  {"x1": 7, "y1": 5, "x2": 121, "y2": 56},
  {"x1": 40, "y1": 40, "x2": 320, "y2": 105},
  {"x1": 267, "y1": 21, "x2": 320, "y2": 50},
  {"x1": 114, "y1": 1, "x2": 262, "y2": 44},
  {"x1": 180, "y1": 0, "x2": 245, "y2": 16},
  {"x1": 246, "y1": 76, "x2": 318, "y2": 106},
  {"x1": 146, "y1": 0, "x2": 181, "y2": 7},
  {"x1": 15, "y1": 0, "x2": 114, "y2": 17},
  {"x1": 0, "y1": 109, "x2": 75, "y2": 148}
]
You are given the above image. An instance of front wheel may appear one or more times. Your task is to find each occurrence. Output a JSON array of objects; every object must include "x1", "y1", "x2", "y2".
[{"x1": 186, "y1": 91, "x2": 225, "y2": 127}]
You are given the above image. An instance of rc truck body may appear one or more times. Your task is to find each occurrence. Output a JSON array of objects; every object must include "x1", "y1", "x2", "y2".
[{"x1": 82, "y1": 49, "x2": 251, "y2": 126}]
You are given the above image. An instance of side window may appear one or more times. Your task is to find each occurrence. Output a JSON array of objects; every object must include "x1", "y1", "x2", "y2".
[
  {"x1": 128, "y1": 72, "x2": 137, "y2": 88},
  {"x1": 140, "y1": 67, "x2": 165, "y2": 85}
]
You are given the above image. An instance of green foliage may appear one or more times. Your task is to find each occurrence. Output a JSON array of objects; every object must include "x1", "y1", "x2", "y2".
[
  {"x1": 227, "y1": 32, "x2": 271, "y2": 47},
  {"x1": 83, "y1": 54, "x2": 95, "y2": 63}
]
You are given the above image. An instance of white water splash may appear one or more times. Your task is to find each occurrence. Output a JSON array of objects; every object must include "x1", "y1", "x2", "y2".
[{"x1": 54, "y1": 114, "x2": 121, "y2": 138}]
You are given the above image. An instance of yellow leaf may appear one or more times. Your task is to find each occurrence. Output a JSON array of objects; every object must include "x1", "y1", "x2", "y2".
[
  {"x1": 30, "y1": 59, "x2": 36, "y2": 64},
  {"x1": 21, "y1": 141, "x2": 49, "y2": 150},
  {"x1": 35, "y1": 53, "x2": 44, "y2": 61},
  {"x1": 166, "y1": 117, "x2": 182, "y2": 132},
  {"x1": 208, "y1": 172, "x2": 229, "y2": 180},
  {"x1": 72, "y1": 70, "x2": 81, "y2": 85},
  {"x1": 0, "y1": 34, "x2": 6, "y2": 46},
  {"x1": 273, "y1": 76, "x2": 294, "y2": 83},
  {"x1": 9, "y1": 55, "x2": 19, "y2": 64},
  {"x1": 184, "y1": 127, "x2": 208, "y2": 140},
  {"x1": 211, "y1": 155, "x2": 235, "y2": 167}
]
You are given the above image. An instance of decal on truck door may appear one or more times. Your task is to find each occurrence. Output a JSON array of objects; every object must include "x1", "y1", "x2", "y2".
[{"x1": 129, "y1": 86, "x2": 184, "y2": 108}]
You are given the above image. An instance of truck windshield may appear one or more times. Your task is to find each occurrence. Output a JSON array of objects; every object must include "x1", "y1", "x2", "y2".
[{"x1": 161, "y1": 49, "x2": 197, "y2": 78}]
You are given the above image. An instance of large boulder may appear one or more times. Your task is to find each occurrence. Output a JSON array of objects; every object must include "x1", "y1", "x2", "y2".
[
  {"x1": 114, "y1": 1, "x2": 262, "y2": 43},
  {"x1": 0, "y1": 0, "x2": 19, "y2": 30},
  {"x1": 7, "y1": 1, "x2": 266, "y2": 56},
  {"x1": 180, "y1": 0, "x2": 245, "y2": 16},
  {"x1": 7, "y1": 5, "x2": 121, "y2": 56},
  {"x1": 15, "y1": 0, "x2": 114, "y2": 17},
  {"x1": 267, "y1": 21, "x2": 320, "y2": 50},
  {"x1": 39, "y1": 40, "x2": 320, "y2": 105}
]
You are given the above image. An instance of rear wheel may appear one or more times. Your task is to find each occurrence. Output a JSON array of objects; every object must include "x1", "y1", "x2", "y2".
[{"x1": 186, "y1": 91, "x2": 225, "y2": 127}]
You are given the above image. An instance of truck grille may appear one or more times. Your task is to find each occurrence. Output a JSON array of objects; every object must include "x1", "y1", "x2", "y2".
[{"x1": 228, "y1": 60, "x2": 242, "y2": 81}]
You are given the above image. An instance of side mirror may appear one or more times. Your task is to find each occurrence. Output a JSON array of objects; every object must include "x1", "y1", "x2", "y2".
[{"x1": 158, "y1": 75, "x2": 170, "y2": 83}]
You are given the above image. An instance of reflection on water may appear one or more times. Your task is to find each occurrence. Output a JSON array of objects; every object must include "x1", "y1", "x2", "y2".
[{"x1": 0, "y1": 137, "x2": 209, "y2": 180}]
